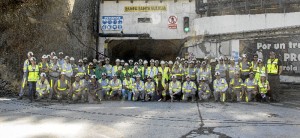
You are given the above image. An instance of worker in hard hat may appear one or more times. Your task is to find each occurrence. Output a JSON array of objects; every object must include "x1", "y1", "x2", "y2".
[
  {"x1": 60, "y1": 56, "x2": 73, "y2": 82},
  {"x1": 198, "y1": 77, "x2": 211, "y2": 101},
  {"x1": 27, "y1": 57, "x2": 39, "y2": 102},
  {"x1": 87, "y1": 75, "x2": 102, "y2": 104},
  {"x1": 182, "y1": 75, "x2": 197, "y2": 102},
  {"x1": 98, "y1": 72, "x2": 111, "y2": 100},
  {"x1": 132, "y1": 74, "x2": 145, "y2": 101},
  {"x1": 36, "y1": 73, "x2": 50, "y2": 101},
  {"x1": 122, "y1": 73, "x2": 134, "y2": 101},
  {"x1": 48, "y1": 56, "x2": 60, "y2": 100},
  {"x1": 18, "y1": 51, "x2": 34, "y2": 100},
  {"x1": 70, "y1": 73, "x2": 85, "y2": 103},
  {"x1": 144, "y1": 76, "x2": 155, "y2": 101},
  {"x1": 213, "y1": 71, "x2": 228, "y2": 102},
  {"x1": 169, "y1": 75, "x2": 181, "y2": 102},
  {"x1": 109, "y1": 74, "x2": 122, "y2": 100},
  {"x1": 229, "y1": 71, "x2": 244, "y2": 102},
  {"x1": 54, "y1": 72, "x2": 72, "y2": 103}
]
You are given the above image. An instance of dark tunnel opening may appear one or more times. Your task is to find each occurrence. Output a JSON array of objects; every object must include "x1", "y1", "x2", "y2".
[{"x1": 107, "y1": 39, "x2": 184, "y2": 62}]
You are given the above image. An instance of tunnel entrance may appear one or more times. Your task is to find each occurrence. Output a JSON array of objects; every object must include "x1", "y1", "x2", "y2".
[{"x1": 107, "y1": 39, "x2": 185, "y2": 61}]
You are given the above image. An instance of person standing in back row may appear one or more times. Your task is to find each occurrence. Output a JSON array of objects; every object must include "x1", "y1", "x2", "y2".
[{"x1": 267, "y1": 51, "x2": 282, "y2": 102}]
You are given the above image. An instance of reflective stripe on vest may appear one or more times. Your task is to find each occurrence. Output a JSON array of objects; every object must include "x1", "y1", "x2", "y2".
[{"x1": 58, "y1": 79, "x2": 68, "y2": 91}]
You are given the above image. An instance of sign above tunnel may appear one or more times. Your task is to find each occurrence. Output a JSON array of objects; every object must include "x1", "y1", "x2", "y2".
[
  {"x1": 101, "y1": 16, "x2": 123, "y2": 31},
  {"x1": 124, "y1": 6, "x2": 167, "y2": 12}
]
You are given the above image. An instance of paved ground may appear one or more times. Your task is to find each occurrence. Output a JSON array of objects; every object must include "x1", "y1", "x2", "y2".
[{"x1": 1, "y1": 97, "x2": 300, "y2": 138}]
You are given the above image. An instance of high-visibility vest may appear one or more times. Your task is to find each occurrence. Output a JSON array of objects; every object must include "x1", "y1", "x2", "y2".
[
  {"x1": 198, "y1": 83, "x2": 210, "y2": 93},
  {"x1": 36, "y1": 80, "x2": 50, "y2": 92},
  {"x1": 255, "y1": 66, "x2": 266, "y2": 80},
  {"x1": 98, "y1": 79, "x2": 110, "y2": 89},
  {"x1": 145, "y1": 81, "x2": 155, "y2": 92},
  {"x1": 239, "y1": 62, "x2": 251, "y2": 73},
  {"x1": 105, "y1": 64, "x2": 112, "y2": 76},
  {"x1": 133, "y1": 81, "x2": 144, "y2": 91},
  {"x1": 110, "y1": 79, "x2": 122, "y2": 91},
  {"x1": 158, "y1": 67, "x2": 170, "y2": 81},
  {"x1": 182, "y1": 81, "x2": 196, "y2": 93},
  {"x1": 169, "y1": 81, "x2": 181, "y2": 92},
  {"x1": 39, "y1": 62, "x2": 49, "y2": 71},
  {"x1": 258, "y1": 80, "x2": 269, "y2": 94},
  {"x1": 230, "y1": 78, "x2": 244, "y2": 89},
  {"x1": 267, "y1": 59, "x2": 279, "y2": 74},
  {"x1": 146, "y1": 66, "x2": 158, "y2": 78},
  {"x1": 155, "y1": 78, "x2": 166, "y2": 89},
  {"x1": 72, "y1": 81, "x2": 83, "y2": 92},
  {"x1": 245, "y1": 78, "x2": 257, "y2": 89},
  {"x1": 213, "y1": 79, "x2": 228, "y2": 92},
  {"x1": 251, "y1": 61, "x2": 258, "y2": 72},
  {"x1": 185, "y1": 68, "x2": 197, "y2": 79},
  {"x1": 57, "y1": 79, "x2": 68, "y2": 91},
  {"x1": 28, "y1": 65, "x2": 39, "y2": 82},
  {"x1": 75, "y1": 66, "x2": 86, "y2": 76},
  {"x1": 172, "y1": 68, "x2": 183, "y2": 78},
  {"x1": 123, "y1": 78, "x2": 133, "y2": 89}
]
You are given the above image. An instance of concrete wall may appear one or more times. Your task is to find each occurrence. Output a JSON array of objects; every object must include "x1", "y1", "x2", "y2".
[
  {"x1": 100, "y1": 0, "x2": 198, "y2": 39},
  {"x1": 194, "y1": 12, "x2": 300, "y2": 35}
]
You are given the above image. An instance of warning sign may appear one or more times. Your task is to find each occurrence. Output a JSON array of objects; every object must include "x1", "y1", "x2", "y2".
[{"x1": 168, "y1": 16, "x2": 177, "y2": 29}]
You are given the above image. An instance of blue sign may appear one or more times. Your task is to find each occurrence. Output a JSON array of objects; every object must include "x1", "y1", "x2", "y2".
[{"x1": 101, "y1": 16, "x2": 123, "y2": 31}]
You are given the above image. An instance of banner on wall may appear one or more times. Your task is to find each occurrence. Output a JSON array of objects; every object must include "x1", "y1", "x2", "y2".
[
  {"x1": 240, "y1": 36, "x2": 300, "y2": 76},
  {"x1": 124, "y1": 6, "x2": 167, "y2": 12},
  {"x1": 101, "y1": 16, "x2": 123, "y2": 31}
]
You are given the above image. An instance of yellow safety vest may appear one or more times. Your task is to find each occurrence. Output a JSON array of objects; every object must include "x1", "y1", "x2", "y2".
[
  {"x1": 99, "y1": 79, "x2": 110, "y2": 89},
  {"x1": 110, "y1": 79, "x2": 122, "y2": 91},
  {"x1": 258, "y1": 80, "x2": 269, "y2": 94},
  {"x1": 239, "y1": 62, "x2": 251, "y2": 73},
  {"x1": 169, "y1": 81, "x2": 181, "y2": 92},
  {"x1": 245, "y1": 78, "x2": 257, "y2": 89},
  {"x1": 155, "y1": 78, "x2": 166, "y2": 88},
  {"x1": 267, "y1": 59, "x2": 279, "y2": 74},
  {"x1": 182, "y1": 81, "x2": 196, "y2": 92},
  {"x1": 72, "y1": 81, "x2": 83, "y2": 92},
  {"x1": 123, "y1": 79, "x2": 133, "y2": 89},
  {"x1": 57, "y1": 79, "x2": 68, "y2": 91},
  {"x1": 158, "y1": 67, "x2": 170, "y2": 81},
  {"x1": 28, "y1": 65, "x2": 39, "y2": 82},
  {"x1": 230, "y1": 78, "x2": 244, "y2": 89},
  {"x1": 145, "y1": 82, "x2": 155, "y2": 92}
]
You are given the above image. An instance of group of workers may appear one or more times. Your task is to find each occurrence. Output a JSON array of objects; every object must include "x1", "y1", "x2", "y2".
[{"x1": 18, "y1": 51, "x2": 282, "y2": 103}]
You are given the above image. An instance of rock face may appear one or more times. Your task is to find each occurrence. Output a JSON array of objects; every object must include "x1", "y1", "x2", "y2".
[{"x1": 0, "y1": 0, "x2": 97, "y2": 96}]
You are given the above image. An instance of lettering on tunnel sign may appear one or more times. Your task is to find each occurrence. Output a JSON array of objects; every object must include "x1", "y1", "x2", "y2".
[{"x1": 168, "y1": 16, "x2": 177, "y2": 29}]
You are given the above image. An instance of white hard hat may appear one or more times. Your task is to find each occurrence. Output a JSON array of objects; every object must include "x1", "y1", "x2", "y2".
[
  {"x1": 181, "y1": 58, "x2": 185, "y2": 61},
  {"x1": 116, "y1": 59, "x2": 120, "y2": 62},
  {"x1": 124, "y1": 63, "x2": 129, "y2": 66},
  {"x1": 168, "y1": 61, "x2": 173, "y2": 64},
  {"x1": 112, "y1": 74, "x2": 117, "y2": 77},
  {"x1": 59, "y1": 52, "x2": 63, "y2": 55},
  {"x1": 102, "y1": 72, "x2": 107, "y2": 76},
  {"x1": 53, "y1": 56, "x2": 58, "y2": 60},
  {"x1": 202, "y1": 61, "x2": 206, "y2": 65},
  {"x1": 215, "y1": 71, "x2": 220, "y2": 76},
  {"x1": 121, "y1": 60, "x2": 125, "y2": 63},
  {"x1": 200, "y1": 77, "x2": 206, "y2": 81},
  {"x1": 78, "y1": 59, "x2": 83, "y2": 63},
  {"x1": 89, "y1": 62, "x2": 93, "y2": 66},
  {"x1": 47, "y1": 55, "x2": 51, "y2": 58},
  {"x1": 171, "y1": 75, "x2": 176, "y2": 79},
  {"x1": 230, "y1": 57, "x2": 235, "y2": 61},
  {"x1": 150, "y1": 59, "x2": 155, "y2": 63},
  {"x1": 64, "y1": 56, "x2": 70, "y2": 59},
  {"x1": 30, "y1": 57, "x2": 36, "y2": 61},
  {"x1": 129, "y1": 59, "x2": 133, "y2": 63},
  {"x1": 189, "y1": 61, "x2": 195, "y2": 64},
  {"x1": 105, "y1": 58, "x2": 110, "y2": 61},
  {"x1": 139, "y1": 59, "x2": 143, "y2": 62},
  {"x1": 176, "y1": 57, "x2": 180, "y2": 60},
  {"x1": 40, "y1": 73, "x2": 46, "y2": 77},
  {"x1": 219, "y1": 56, "x2": 224, "y2": 60},
  {"x1": 134, "y1": 62, "x2": 139, "y2": 65},
  {"x1": 204, "y1": 56, "x2": 208, "y2": 60},
  {"x1": 143, "y1": 60, "x2": 148, "y2": 64},
  {"x1": 93, "y1": 59, "x2": 97, "y2": 62},
  {"x1": 91, "y1": 75, "x2": 96, "y2": 79},
  {"x1": 257, "y1": 58, "x2": 262, "y2": 63},
  {"x1": 242, "y1": 54, "x2": 247, "y2": 58},
  {"x1": 83, "y1": 57, "x2": 88, "y2": 61},
  {"x1": 61, "y1": 72, "x2": 66, "y2": 75},
  {"x1": 70, "y1": 57, "x2": 75, "y2": 61},
  {"x1": 27, "y1": 51, "x2": 34, "y2": 57},
  {"x1": 155, "y1": 60, "x2": 159, "y2": 63},
  {"x1": 186, "y1": 75, "x2": 191, "y2": 78},
  {"x1": 51, "y1": 52, "x2": 56, "y2": 56},
  {"x1": 136, "y1": 74, "x2": 141, "y2": 78},
  {"x1": 160, "y1": 60, "x2": 165, "y2": 64},
  {"x1": 118, "y1": 66, "x2": 122, "y2": 70},
  {"x1": 260, "y1": 73, "x2": 266, "y2": 77},
  {"x1": 42, "y1": 55, "x2": 47, "y2": 59}
]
